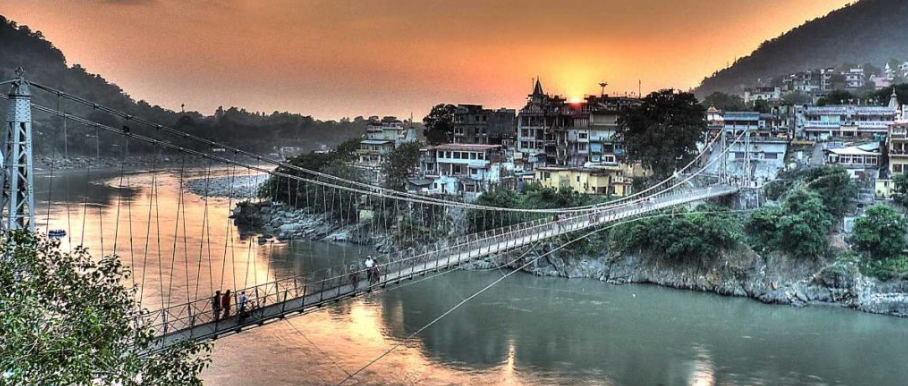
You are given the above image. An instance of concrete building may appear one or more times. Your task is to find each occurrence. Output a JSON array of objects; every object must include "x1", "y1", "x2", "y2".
[
  {"x1": 744, "y1": 87, "x2": 782, "y2": 104},
  {"x1": 453, "y1": 105, "x2": 516, "y2": 145},
  {"x1": 534, "y1": 165, "x2": 633, "y2": 196},
  {"x1": 800, "y1": 92, "x2": 899, "y2": 140},
  {"x1": 516, "y1": 78, "x2": 562, "y2": 171},
  {"x1": 417, "y1": 144, "x2": 506, "y2": 201},
  {"x1": 825, "y1": 142, "x2": 882, "y2": 180},
  {"x1": 357, "y1": 117, "x2": 417, "y2": 183}
]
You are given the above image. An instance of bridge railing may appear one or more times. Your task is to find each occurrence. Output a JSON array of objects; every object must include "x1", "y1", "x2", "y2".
[{"x1": 144, "y1": 185, "x2": 737, "y2": 338}]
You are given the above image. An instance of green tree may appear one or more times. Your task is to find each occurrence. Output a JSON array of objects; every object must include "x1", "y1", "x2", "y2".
[
  {"x1": 804, "y1": 166, "x2": 856, "y2": 218},
  {"x1": 382, "y1": 142, "x2": 421, "y2": 191},
  {"x1": 702, "y1": 91, "x2": 746, "y2": 111},
  {"x1": 778, "y1": 189, "x2": 834, "y2": 258},
  {"x1": 617, "y1": 89, "x2": 706, "y2": 179},
  {"x1": 851, "y1": 205, "x2": 908, "y2": 260},
  {"x1": 751, "y1": 99, "x2": 772, "y2": 113},
  {"x1": 892, "y1": 173, "x2": 908, "y2": 207},
  {"x1": 422, "y1": 104, "x2": 456, "y2": 145},
  {"x1": 782, "y1": 91, "x2": 811, "y2": 105},
  {"x1": 611, "y1": 205, "x2": 741, "y2": 265},
  {"x1": 817, "y1": 89, "x2": 856, "y2": 106},
  {"x1": 745, "y1": 205, "x2": 783, "y2": 252},
  {"x1": 0, "y1": 231, "x2": 210, "y2": 385}
]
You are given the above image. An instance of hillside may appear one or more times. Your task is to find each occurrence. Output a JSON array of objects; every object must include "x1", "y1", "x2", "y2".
[
  {"x1": 0, "y1": 15, "x2": 367, "y2": 155},
  {"x1": 696, "y1": 0, "x2": 908, "y2": 96}
]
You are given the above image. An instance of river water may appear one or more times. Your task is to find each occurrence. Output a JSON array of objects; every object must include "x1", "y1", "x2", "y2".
[{"x1": 36, "y1": 167, "x2": 908, "y2": 386}]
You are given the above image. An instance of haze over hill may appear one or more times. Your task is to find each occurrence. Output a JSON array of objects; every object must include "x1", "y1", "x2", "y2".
[
  {"x1": 696, "y1": 0, "x2": 908, "y2": 96},
  {"x1": 0, "y1": 15, "x2": 371, "y2": 156}
]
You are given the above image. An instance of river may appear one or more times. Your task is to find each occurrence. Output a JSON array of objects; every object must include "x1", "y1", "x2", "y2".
[{"x1": 35, "y1": 166, "x2": 908, "y2": 386}]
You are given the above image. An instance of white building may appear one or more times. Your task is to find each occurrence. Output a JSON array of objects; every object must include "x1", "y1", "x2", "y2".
[
  {"x1": 825, "y1": 142, "x2": 881, "y2": 180},
  {"x1": 417, "y1": 144, "x2": 505, "y2": 201},
  {"x1": 744, "y1": 87, "x2": 781, "y2": 104},
  {"x1": 800, "y1": 93, "x2": 899, "y2": 140},
  {"x1": 357, "y1": 118, "x2": 417, "y2": 183}
]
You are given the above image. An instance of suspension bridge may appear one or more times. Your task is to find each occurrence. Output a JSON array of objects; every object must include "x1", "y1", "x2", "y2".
[{"x1": 1, "y1": 68, "x2": 745, "y2": 350}]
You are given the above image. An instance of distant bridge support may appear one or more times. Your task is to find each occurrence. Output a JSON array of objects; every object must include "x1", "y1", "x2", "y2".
[{"x1": 0, "y1": 67, "x2": 36, "y2": 232}]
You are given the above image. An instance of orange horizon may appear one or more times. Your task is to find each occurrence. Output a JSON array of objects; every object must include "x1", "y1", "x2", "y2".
[{"x1": 1, "y1": 0, "x2": 853, "y2": 120}]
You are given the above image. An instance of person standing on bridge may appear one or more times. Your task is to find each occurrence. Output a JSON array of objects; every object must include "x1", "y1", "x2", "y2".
[
  {"x1": 221, "y1": 289, "x2": 232, "y2": 319},
  {"x1": 212, "y1": 290, "x2": 222, "y2": 321},
  {"x1": 365, "y1": 256, "x2": 375, "y2": 283},
  {"x1": 238, "y1": 291, "x2": 248, "y2": 319}
]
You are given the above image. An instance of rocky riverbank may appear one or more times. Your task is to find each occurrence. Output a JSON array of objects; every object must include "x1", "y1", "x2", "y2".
[
  {"x1": 35, "y1": 155, "x2": 160, "y2": 171},
  {"x1": 186, "y1": 174, "x2": 268, "y2": 199},
  {"x1": 230, "y1": 201, "x2": 398, "y2": 252},
  {"x1": 466, "y1": 244, "x2": 908, "y2": 318}
]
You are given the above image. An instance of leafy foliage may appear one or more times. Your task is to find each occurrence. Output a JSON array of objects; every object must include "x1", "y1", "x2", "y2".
[
  {"x1": 610, "y1": 204, "x2": 742, "y2": 265},
  {"x1": 701, "y1": 92, "x2": 746, "y2": 111},
  {"x1": 860, "y1": 256, "x2": 908, "y2": 281},
  {"x1": 467, "y1": 183, "x2": 595, "y2": 233},
  {"x1": 0, "y1": 231, "x2": 210, "y2": 385},
  {"x1": 803, "y1": 166, "x2": 856, "y2": 218},
  {"x1": 850, "y1": 205, "x2": 908, "y2": 261},
  {"x1": 382, "y1": 142, "x2": 421, "y2": 191},
  {"x1": 891, "y1": 172, "x2": 908, "y2": 207},
  {"x1": 764, "y1": 166, "x2": 856, "y2": 218},
  {"x1": 422, "y1": 104, "x2": 456, "y2": 145},
  {"x1": 261, "y1": 138, "x2": 363, "y2": 222},
  {"x1": 746, "y1": 189, "x2": 833, "y2": 258},
  {"x1": 616, "y1": 89, "x2": 706, "y2": 179}
]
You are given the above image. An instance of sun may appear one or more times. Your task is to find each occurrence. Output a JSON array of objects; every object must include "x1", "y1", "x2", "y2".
[{"x1": 570, "y1": 97, "x2": 582, "y2": 104}]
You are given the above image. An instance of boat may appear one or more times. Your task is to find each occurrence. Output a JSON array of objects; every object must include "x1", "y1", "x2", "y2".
[{"x1": 48, "y1": 229, "x2": 67, "y2": 239}]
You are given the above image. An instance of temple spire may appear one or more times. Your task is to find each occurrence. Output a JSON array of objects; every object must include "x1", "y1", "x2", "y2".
[
  {"x1": 532, "y1": 76, "x2": 544, "y2": 97},
  {"x1": 890, "y1": 88, "x2": 900, "y2": 109}
]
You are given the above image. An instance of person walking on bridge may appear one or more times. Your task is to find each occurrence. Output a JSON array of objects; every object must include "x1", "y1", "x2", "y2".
[
  {"x1": 212, "y1": 290, "x2": 222, "y2": 321},
  {"x1": 221, "y1": 289, "x2": 232, "y2": 319}
]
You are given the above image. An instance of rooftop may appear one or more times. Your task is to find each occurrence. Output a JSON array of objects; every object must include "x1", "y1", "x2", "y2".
[{"x1": 433, "y1": 144, "x2": 502, "y2": 151}]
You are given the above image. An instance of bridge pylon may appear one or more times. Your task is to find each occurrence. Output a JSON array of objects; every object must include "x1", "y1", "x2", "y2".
[{"x1": 0, "y1": 67, "x2": 36, "y2": 233}]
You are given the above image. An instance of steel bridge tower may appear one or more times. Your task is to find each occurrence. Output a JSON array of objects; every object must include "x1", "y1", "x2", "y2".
[{"x1": 0, "y1": 68, "x2": 36, "y2": 232}]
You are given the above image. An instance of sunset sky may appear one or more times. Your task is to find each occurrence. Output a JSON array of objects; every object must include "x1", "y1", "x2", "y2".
[{"x1": 1, "y1": 0, "x2": 853, "y2": 120}]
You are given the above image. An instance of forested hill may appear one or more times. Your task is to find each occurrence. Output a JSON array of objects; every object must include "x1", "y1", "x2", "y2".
[
  {"x1": 696, "y1": 0, "x2": 908, "y2": 96},
  {"x1": 0, "y1": 15, "x2": 367, "y2": 155}
]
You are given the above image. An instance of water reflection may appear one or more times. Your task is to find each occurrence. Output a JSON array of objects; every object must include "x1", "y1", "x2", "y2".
[
  {"x1": 35, "y1": 167, "x2": 368, "y2": 310},
  {"x1": 37, "y1": 168, "x2": 908, "y2": 386}
]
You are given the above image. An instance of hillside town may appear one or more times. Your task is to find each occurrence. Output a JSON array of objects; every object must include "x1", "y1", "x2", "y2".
[{"x1": 354, "y1": 78, "x2": 908, "y2": 214}]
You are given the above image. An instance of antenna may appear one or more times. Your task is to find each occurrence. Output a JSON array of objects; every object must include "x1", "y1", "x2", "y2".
[{"x1": 598, "y1": 82, "x2": 609, "y2": 96}]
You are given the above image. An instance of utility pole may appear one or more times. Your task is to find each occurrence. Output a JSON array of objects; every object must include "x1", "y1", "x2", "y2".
[{"x1": 0, "y1": 67, "x2": 36, "y2": 232}]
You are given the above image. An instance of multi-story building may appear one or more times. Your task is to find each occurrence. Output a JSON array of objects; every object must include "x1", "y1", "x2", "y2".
[
  {"x1": 878, "y1": 105, "x2": 908, "y2": 197},
  {"x1": 516, "y1": 79, "x2": 563, "y2": 171},
  {"x1": 743, "y1": 87, "x2": 782, "y2": 104},
  {"x1": 452, "y1": 105, "x2": 516, "y2": 145},
  {"x1": 516, "y1": 79, "x2": 639, "y2": 171},
  {"x1": 417, "y1": 144, "x2": 506, "y2": 201},
  {"x1": 534, "y1": 165, "x2": 634, "y2": 196},
  {"x1": 800, "y1": 92, "x2": 899, "y2": 140},
  {"x1": 825, "y1": 142, "x2": 881, "y2": 180},
  {"x1": 356, "y1": 117, "x2": 417, "y2": 183},
  {"x1": 843, "y1": 68, "x2": 866, "y2": 90}
]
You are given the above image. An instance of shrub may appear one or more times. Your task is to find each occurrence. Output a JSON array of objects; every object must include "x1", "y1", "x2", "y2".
[{"x1": 851, "y1": 205, "x2": 908, "y2": 260}]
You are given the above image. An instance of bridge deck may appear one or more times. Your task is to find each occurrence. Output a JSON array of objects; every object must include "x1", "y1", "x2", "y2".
[{"x1": 151, "y1": 186, "x2": 738, "y2": 347}]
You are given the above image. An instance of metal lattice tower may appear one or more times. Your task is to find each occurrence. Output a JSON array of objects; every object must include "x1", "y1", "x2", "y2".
[{"x1": 0, "y1": 68, "x2": 36, "y2": 232}]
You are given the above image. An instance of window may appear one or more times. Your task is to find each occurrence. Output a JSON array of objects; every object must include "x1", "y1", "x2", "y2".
[
  {"x1": 576, "y1": 176, "x2": 581, "y2": 183},
  {"x1": 543, "y1": 172, "x2": 551, "y2": 180},
  {"x1": 764, "y1": 153, "x2": 778, "y2": 160}
]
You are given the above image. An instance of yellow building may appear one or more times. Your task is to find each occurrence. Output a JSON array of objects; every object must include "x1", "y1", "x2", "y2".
[
  {"x1": 534, "y1": 165, "x2": 633, "y2": 196},
  {"x1": 881, "y1": 122, "x2": 908, "y2": 198}
]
